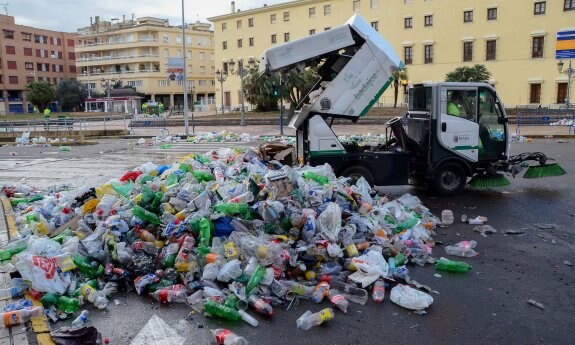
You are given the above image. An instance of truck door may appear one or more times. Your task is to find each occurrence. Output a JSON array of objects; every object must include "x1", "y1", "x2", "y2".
[
  {"x1": 478, "y1": 87, "x2": 508, "y2": 161},
  {"x1": 439, "y1": 87, "x2": 479, "y2": 162}
]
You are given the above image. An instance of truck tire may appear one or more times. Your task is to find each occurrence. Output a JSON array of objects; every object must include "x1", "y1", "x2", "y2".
[
  {"x1": 432, "y1": 162, "x2": 467, "y2": 196},
  {"x1": 341, "y1": 166, "x2": 374, "y2": 186}
]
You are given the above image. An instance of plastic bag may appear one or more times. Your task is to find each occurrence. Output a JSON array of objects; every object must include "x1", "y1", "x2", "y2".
[
  {"x1": 14, "y1": 254, "x2": 68, "y2": 294},
  {"x1": 317, "y1": 202, "x2": 342, "y2": 242},
  {"x1": 445, "y1": 240, "x2": 478, "y2": 257},
  {"x1": 202, "y1": 263, "x2": 219, "y2": 281},
  {"x1": 390, "y1": 284, "x2": 433, "y2": 310},
  {"x1": 217, "y1": 259, "x2": 242, "y2": 282}
]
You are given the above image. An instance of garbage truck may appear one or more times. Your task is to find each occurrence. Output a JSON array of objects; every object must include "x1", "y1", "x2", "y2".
[{"x1": 258, "y1": 14, "x2": 565, "y2": 195}]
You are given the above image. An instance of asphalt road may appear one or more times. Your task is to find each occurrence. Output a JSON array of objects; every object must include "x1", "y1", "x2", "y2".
[{"x1": 1, "y1": 138, "x2": 574, "y2": 345}]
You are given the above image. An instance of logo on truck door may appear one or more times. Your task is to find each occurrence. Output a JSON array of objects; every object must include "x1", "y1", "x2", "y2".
[{"x1": 320, "y1": 98, "x2": 331, "y2": 110}]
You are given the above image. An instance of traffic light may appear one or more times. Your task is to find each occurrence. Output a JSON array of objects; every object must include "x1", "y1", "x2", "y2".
[{"x1": 272, "y1": 86, "x2": 279, "y2": 97}]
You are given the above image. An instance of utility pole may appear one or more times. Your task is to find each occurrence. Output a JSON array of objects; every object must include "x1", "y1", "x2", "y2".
[{"x1": 181, "y1": 0, "x2": 189, "y2": 135}]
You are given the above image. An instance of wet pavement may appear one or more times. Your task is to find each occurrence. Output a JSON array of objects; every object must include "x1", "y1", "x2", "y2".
[{"x1": 0, "y1": 136, "x2": 574, "y2": 344}]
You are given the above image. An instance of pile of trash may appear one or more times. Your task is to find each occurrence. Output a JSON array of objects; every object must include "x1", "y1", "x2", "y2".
[
  {"x1": 11, "y1": 132, "x2": 76, "y2": 147},
  {"x1": 187, "y1": 131, "x2": 255, "y2": 143},
  {"x1": 0, "y1": 145, "x2": 474, "y2": 342}
]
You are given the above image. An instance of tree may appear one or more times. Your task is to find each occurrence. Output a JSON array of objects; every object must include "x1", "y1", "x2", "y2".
[
  {"x1": 25, "y1": 81, "x2": 56, "y2": 112},
  {"x1": 282, "y1": 67, "x2": 319, "y2": 115},
  {"x1": 392, "y1": 67, "x2": 409, "y2": 108},
  {"x1": 243, "y1": 62, "x2": 280, "y2": 111},
  {"x1": 445, "y1": 64, "x2": 491, "y2": 82},
  {"x1": 56, "y1": 79, "x2": 84, "y2": 111}
]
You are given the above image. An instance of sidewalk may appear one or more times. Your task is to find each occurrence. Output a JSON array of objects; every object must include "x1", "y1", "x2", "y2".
[{"x1": 0, "y1": 198, "x2": 54, "y2": 345}]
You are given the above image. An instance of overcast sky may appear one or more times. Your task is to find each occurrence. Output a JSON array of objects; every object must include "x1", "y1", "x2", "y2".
[{"x1": 7, "y1": 0, "x2": 286, "y2": 32}]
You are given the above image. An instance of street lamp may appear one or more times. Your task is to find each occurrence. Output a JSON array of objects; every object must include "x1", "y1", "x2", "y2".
[
  {"x1": 215, "y1": 69, "x2": 227, "y2": 114},
  {"x1": 101, "y1": 77, "x2": 117, "y2": 117},
  {"x1": 228, "y1": 58, "x2": 255, "y2": 126},
  {"x1": 557, "y1": 60, "x2": 574, "y2": 109}
]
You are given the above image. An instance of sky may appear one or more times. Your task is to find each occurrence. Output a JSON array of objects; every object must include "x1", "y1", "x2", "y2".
[{"x1": 6, "y1": 0, "x2": 286, "y2": 32}]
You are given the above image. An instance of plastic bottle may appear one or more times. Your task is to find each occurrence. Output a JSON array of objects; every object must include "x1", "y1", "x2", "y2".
[
  {"x1": 296, "y1": 308, "x2": 334, "y2": 330},
  {"x1": 229, "y1": 192, "x2": 254, "y2": 204},
  {"x1": 246, "y1": 264, "x2": 266, "y2": 296},
  {"x1": 0, "y1": 245, "x2": 27, "y2": 262},
  {"x1": 174, "y1": 235, "x2": 195, "y2": 271},
  {"x1": 203, "y1": 299, "x2": 242, "y2": 321},
  {"x1": 311, "y1": 281, "x2": 330, "y2": 303},
  {"x1": 135, "y1": 228, "x2": 164, "y2": 248},
  {"x1": 372, "y1": 278, "x2": 385, "y2": 303},
  {"x1": 0, "y1": 279, "x2": 27, "y2": 300},
  {"x1": 71, "y1": 310, "x2": 89, "y2": 328},
  {"x1": 151, "y1": 289, "x2": 187, "y2": 303},
  {"x1": 213, "y1": 203, "x2": 250, "y2": 215},
  {"x1": 342, "y1": 237, "x2": 359, "y2": 258},
  {"x1": 247, "y1": 295, "x2": 274, "y2": 317},
  {"x1": 132, "y1": 205, "x2": 160, "y2": 225},
  {"x1": 211, "y1": 329, "x2": 249, "y2": 345},
  {"x1": 0, "y1": 306, "x2": 43, "y2": 328},
  {"x1": 331, "y1": 281, "x2": 368, "y2": 305},
  {"x1": 435, "y1": 258, "x2": 472, "y2": 272},
  {"x1": 441, "y1": 210, "x2": 454, "y2": 225},
  {"x1": 302, "y1": 172, "x2": 329, "y2": 185},
  {"x1": 279, "y1": 280, "x2": 314, "y2": 299},
  {"x1": 192, "y1": 170, "x2": 215, "y2": 183},
  {"x1": 78, "y1": 283, "x2": 108, "y2": 309},
  {"x1": 328, "y1": 289, "x2": 349, "y2": 313},
  {"x1": 445, "y1": 240, "x2": 478, "y2": 257}
]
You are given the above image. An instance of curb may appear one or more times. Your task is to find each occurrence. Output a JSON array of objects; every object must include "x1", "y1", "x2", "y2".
[{"x1": 0, "y1": 197, "x2": 55, "y2": 345}]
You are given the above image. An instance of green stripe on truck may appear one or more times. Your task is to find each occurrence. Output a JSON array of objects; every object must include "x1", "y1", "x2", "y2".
[{"x1": 310, "y1": 150, "x2": 347, "y2": 156}]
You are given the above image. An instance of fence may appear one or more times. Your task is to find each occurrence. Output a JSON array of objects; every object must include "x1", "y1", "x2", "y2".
[
  {"x1": 129, "y1": 116, "x2": 168, "y2": 136},
  {"x1": 0, "y1": 115, "x2": 130, "y2": 136},
  {"x1": 516, "y1": 109, "x2": 575, "y2": 135}
]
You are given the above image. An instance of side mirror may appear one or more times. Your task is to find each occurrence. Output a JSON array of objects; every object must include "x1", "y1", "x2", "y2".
[{"x1": 498, "y1": 117, "x2": 508, "y2": 124}]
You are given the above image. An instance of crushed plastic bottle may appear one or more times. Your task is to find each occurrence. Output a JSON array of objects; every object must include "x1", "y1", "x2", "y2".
[
  {"x1": 71, "y1": 310, "x2": 89, "y2": 328},
  {"x1": 212, "y1": 328, "x2": 249, "y2": 345},
  {"x1": 296, "y1": 308, "x2": 334, "y2": 330},
  {"x1": 445, "y1": 240, "x2": 478, "y2": 257}
]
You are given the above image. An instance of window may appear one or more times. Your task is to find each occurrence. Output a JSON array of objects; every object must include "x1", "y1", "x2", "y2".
[
  {"x1": 127, "y1": 80, "x2": 143, "y2": 87},
  {"x1": 486, "y1": 40, "x2": 497, "y2": 60},
  {"x1": 35, "y1": 35, "x2": 46, "y2": 44},
  {"x1": 463, "y1": 42, "x2": 473, "y2": 62},
  {"x1": 534, "y1": 1, "x2": 546, "y2": 15},
  {"x1": 283, "y1": 11, "x2": 290, "y2": 21},
  {"x1": 200, "y1": 66, "x2": 206, "y2": 74},
  {"x1": 211, "y1": 52, "x2": 214, "y2": 60},
  {"x1": 9, "y1": 76, "x2": 18, "y2": 84},
  {"x1": 270, "y1": 14, "x2": 276, "y2": 24},
  {"x1": 237, "y1": 39, "x2": 242, "y2": 48},
  {"x1": 446, "y1": 90, "x2": 477, "y2": 120},
  {"x1": 529, "y1": 84, "x2": 541, "y2": 103},
  {"x1": 353, "y1": 0, "x2": 361, "y2": 12},
  {"x1": 284, "y1": 32, "x2": 290, "y2": 42},
  {"x1": 163, "y1": 34, "x2": 169, "y2": 43},
  {"x1": 371, "y1": 0, "x2": 378, "y2": 9},
  {"x1": 424, "y1": 15, "x2": 433, "y2": 27},
  {"x1": 248, "y1": 18, "x2": 254, "y2": 27},
  {"x1": 188, "y1": 50, "x2": 192, "y2": 59},
  {"x1": 532, "y1": 36, "x2": 544, "y2": 58},
  {"x1": 404, "y1": 17, "x2": 412, "y2": 29},
  {"x1": 68, "y1": 52, "x2": 75, "y2": 60},
  {"x1": 24, "y1": 47, "x2": 33, "y2": 56},
  {"x1": 237, "y1": 20, "x2": 242, "y2": 29},
  {"x1": 199, "y1": 52, "x2": 205, "y2": 60},
  {"x1": 67, "y1": 39, "x2": 74, "y2": 47},
  {"x1": 371, "y1": 21, "x2": 379, "y2": 31},
  {"x1": 69, "y1": 65, "x2": 77, "y2": 73},
  {"x1": 271, "y1": 34, "x2": 277, "y2": 44},
  {"x1": 22, "y1": 32, "x2": 32, "y2": 41},
  {"x1": 424, "y1": 45, "x2": 433, "y2": 64},
  {"x1": 25, "y1": 62, "x2": 33, "y2": 70},
  {"x1": 198, "y1": 80, "x2": 207, "y2": 86},
  {"x1": 176, "y1": 35, "x2": 182, "y2": 44},
  {"x1": 309, "y1": 7, "x2": 315, "y2": 18},
  {"x1": 557, "y1": 83, "x2": 568, "y2": 103},
  {"x1": 487, "y1": 8, "x2": 497, "y2": 20},
  {"x1": 7, "y1": 61, "x2": 17, "y2": 69},
  {"x1": 187, "y1": 36, "x2": 192, "y2": 44},
  {"x1": 404, "y1": 46, "x2": 413, "y2": 65},
  {"x1": 5, "y1": 46, "x2": 15, "y2": 54},
  {"x1": 249, "y1": 37, "x2": 254, "y2": 46},
  {"x1": 27, "y1": 76, "x2": 35, "y2": 84},
  {"x1": 222, "y1": 41, "x2": 227, "y2": 50},
  {"x1": 324, "y1": 5, "x2": 331, "y2": 15},
  {"x1": 222, "y1": 23, "x2": 227, "y2": 31},
  {"x1": 565, "y1": 0, "x2": 575, "y2": 11},
  {"x1": 310, "y1": 29, "x2": 316, "y2": 35},
  {"x1": 464, "y1": 10, "x2": 473, "y2": 22},
  {"x1": 3, "y1": 30, "x2": 14, "y2": 39}
]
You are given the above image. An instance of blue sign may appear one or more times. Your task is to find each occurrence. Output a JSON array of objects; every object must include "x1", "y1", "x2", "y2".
[{"x1": 556, "y1": 30, "x2": 575, "y2": 59}]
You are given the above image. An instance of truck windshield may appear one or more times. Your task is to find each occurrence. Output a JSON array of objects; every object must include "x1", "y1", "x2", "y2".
[{"x1": 409, "y1": 87, "x2": 431, "y2": 112}]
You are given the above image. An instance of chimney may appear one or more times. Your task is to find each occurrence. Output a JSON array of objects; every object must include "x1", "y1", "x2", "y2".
[
  {"x1": 231, "y1": 1, "x2": 235, "y2": 13},
  {"x1": 123, "y1": 14, "x2": 125, "y2": 22},
  {"x1": 90, "y1": 17, "x2": 93, "y2": 26},
  {"x1": 95, "y1": 16, "x2": 100, "y2": 31}
]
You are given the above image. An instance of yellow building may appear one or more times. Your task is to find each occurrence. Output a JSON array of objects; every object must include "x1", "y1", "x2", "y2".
[
  {"x1": 209, "y1": 0, "x2": 575, "y2": 108},
  {"x1": 75, "y1": 15, "x2": 216, "y2": 111}
]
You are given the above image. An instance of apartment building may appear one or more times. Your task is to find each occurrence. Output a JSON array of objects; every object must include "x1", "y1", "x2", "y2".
[
  {"x1": 0, "y1": 14, "x2": 77, "y2": 114},
  {"x1": 75, "y1": 15, "x2": 216, "y2": 109},
  {"x1": 209, "y1": 0, "x2": 575, "y2": 108}
]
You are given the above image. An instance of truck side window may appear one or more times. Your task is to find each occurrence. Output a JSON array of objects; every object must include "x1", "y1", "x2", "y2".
[{"x1": 446, "y1": 90, "x2": 476, "y2": 121}]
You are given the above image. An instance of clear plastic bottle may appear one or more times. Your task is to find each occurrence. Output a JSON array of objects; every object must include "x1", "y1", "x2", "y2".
[
  {"x1": 0, "y1": 278, "x2": 27, "y2": 300},
  {"x1": 372, "y1": 278, "x2": 385, "y2": 303},
  {"x1": 311, "y1": 281, "x2": 330, "y2": 303},
  {"x1": 441, "y1": 210, "x2": 454, "y2": 225},
  {"x1": 78, "y1": 283, "x2": 108, "y2": 309},
  {"x1": 150, "y1": 289, "x2": 187, "y2": 303},
  {"x1": 445, "y1": 240, "x2": 478, "y2": 257},
  {"x1": 71, "y1": 310, "x2": 89, "y2": 328},
  {"x1": 211, "y1": 328, "x2": 249, "y2": 345},
  {"x1": 296, "y1": 308, "x2": 334, "y2": 330},
  {"x1": 328, "y1": 289, "x2": 349, "y2": 313}
]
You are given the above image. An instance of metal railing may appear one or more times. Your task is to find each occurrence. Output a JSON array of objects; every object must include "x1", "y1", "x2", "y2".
[
  {"x1": 516, "y1": 109, "x2": 575, "y2": 135},
  {"x1": 0, "y1": 115, "x2": 131, "y2": 135}
]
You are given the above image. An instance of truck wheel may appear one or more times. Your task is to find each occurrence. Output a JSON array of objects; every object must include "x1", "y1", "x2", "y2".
[
  {"x1": 432, "y1": 162, "x2": 467, "y2": 196},
  {"x1": 341, "y1": 166, "x2": 374, "y2": 186}
]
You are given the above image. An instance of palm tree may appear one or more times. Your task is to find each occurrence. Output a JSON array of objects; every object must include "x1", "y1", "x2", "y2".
[{"x1": 392, "y1": 68, "x2": 409, "y2": 108}]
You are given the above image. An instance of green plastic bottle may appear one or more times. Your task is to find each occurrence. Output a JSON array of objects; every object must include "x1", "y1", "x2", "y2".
[
  {"x1": 302, "y1": 172, "x2": 329, "y2": 185},
  {"x1": 213, "y1": 203, "x2": 250, "y2": 215},
  {"x1": 203, "y1": 299, "x2": 241, "y2": 321},
  {"x1": 165, "y1": 173, "x2": 179, "y2": 186},
  {"x1": 52, "y1": 228, "x2": 73, "y2": 244},
  {"x1": 0, "y1": 245, "x2": 27, "y2": 262},
  {"x1": 10, "y1": 194, "x2": 44, "y2": 206},
  {"x1": 192, "y1": 170, "x2": 214, "y2": 183},
  {"x1": 246, "y1": 264, "x2": 266, "y2": 296},
  {"x1": 150, "y1": 192, "x2": 163, "y2": 211},
  {"x1": 435, "y1": 258, "x2": 472, "y2": 272},
  {"x1": 394, "y1": 253, "x2": 406, "y2": 266},
  {"x1": 197, "y1": 218, "x2": 212, "y2": 256},
  {"x1": 72, "y1": 254, "x2": 103, "y2": 278},
  {"x1": 132, "y1": 205, "x2": 161, "y2": 225},
  {"x1": 40, "y1": 293, "x2": 80, "y2": 314}
]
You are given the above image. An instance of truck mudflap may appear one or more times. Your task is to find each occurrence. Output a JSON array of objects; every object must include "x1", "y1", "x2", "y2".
[{"x1": 309, "y1": 151, "x2": 409, "y2": 186}]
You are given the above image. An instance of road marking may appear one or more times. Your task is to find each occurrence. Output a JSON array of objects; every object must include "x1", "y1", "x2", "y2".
[{"x1": 130, "y1": 314, "x2": 186, "y2": 345}]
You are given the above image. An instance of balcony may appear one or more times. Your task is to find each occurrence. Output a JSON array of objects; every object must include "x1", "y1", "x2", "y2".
[
  {"x1": 76, "y1": 54, "x2": 160, "y2": 66},
  {"x1": 76, "y1": 69, "x2": 161, "y2": 79},
  {"x1": 75, "y1": 38, "x2": 159, "y2": 52}
]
